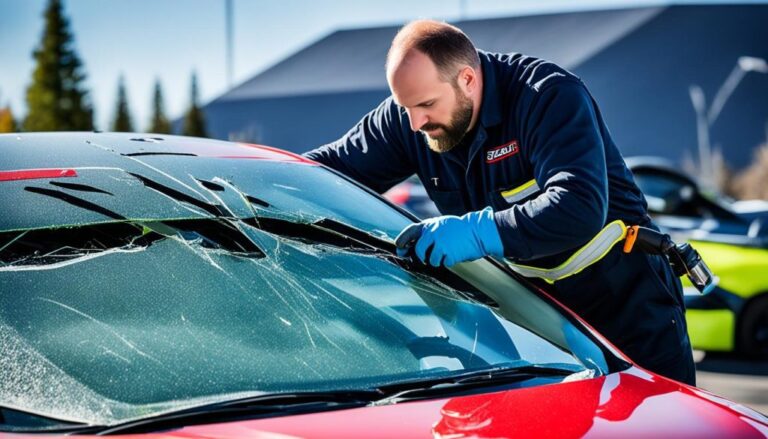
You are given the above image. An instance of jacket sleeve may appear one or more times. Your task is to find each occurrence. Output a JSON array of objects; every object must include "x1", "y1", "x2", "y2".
[
  {"x1": 303, "y1": 97, "x2": 415, "y2": 194},
  {"x1": 493, "y1": 80, "x2": 609, "y2": 261}
]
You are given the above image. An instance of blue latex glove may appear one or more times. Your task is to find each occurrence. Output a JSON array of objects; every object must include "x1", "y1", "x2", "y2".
[{"x1": 395, "y1": 207, "x2": 505, "y2": 267}]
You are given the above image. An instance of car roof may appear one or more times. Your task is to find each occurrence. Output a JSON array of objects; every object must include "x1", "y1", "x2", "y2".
[{"x1": 624, "y1": 156, "x2": 699, "y2": 185}]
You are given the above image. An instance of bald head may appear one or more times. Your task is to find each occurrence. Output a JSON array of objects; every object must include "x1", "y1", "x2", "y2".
[
  {"x1": 386, "y1": 20, "x2": 480, "y2": 84},
  {"x1": 385, "y1": 20, "x2": 483, "y2": 153}
]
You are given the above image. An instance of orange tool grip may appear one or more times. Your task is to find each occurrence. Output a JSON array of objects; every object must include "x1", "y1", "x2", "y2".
[{"x1": 623, "y1": 225, "x2": 639, "y2": 253}]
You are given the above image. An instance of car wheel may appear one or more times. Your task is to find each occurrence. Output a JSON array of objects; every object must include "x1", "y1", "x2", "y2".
[{"x1": 737, "y1": 295, "x2": 768, "y2": 358}]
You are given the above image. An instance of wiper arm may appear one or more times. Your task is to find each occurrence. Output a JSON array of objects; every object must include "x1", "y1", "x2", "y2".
[
  {"x1": 373, "y1": 362, "x2": 586, "y2": 405},
  {"x1": 95, "y1": 390, "x2": 383, "y2": 435},
  {"x1": 451, "y1": 363, "x2": 586, "y2": 384},
  {"x1": 206, "y1": 389, "x2": 384, "y2": 409}
]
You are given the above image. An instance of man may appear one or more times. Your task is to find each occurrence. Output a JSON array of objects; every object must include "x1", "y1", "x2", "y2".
[{"x1": 304, "y1": 20, "x2": 695, "y2": 385}]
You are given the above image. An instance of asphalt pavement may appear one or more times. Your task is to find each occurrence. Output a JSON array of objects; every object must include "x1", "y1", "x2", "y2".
[{"x1": 694, "y1": 352, "x2": 768, "y2": 415}]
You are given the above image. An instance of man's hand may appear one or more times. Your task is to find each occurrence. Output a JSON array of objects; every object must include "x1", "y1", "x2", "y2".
[{"x1": 395, "y1": 207, "x2": 504, "y2": 267}]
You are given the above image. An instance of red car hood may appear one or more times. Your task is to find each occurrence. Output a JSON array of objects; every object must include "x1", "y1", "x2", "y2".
[{"x1": 3, "y1": 367, "x2": 767, "y2": 438}]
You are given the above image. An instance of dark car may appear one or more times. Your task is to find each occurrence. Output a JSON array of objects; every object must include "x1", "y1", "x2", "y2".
[
  {"x1": 625, "y1": 156, "x2": 768, "y2": 246},
  {"x1": 1, "y1": 133, "x2": 766, "y2": 437},
  {"x1": 627, "y1": 157, "x2": 768, "y2": 356}
]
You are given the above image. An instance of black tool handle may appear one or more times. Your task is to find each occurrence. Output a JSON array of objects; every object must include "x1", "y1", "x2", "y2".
[{"x1": 634, "y1": 227, "x2": 674, "y2": 255}]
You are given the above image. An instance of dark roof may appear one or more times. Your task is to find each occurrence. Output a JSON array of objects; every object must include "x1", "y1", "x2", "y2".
[
  {"x1": 217, "y1": 6, "x2": 664, "y2": 101},
  {"x1": 205, "y1": 4, "x2": 768, "y2": 170}
]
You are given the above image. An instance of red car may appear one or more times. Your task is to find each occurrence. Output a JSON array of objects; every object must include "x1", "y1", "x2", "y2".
[{"x1": 0, "y1": 133, "x2": 766, "y2": 438}]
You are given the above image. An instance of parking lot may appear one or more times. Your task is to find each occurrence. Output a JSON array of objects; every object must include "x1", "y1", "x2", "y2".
[{"x1": 695, "y1": 353, "x2": 768, "y2": 415}]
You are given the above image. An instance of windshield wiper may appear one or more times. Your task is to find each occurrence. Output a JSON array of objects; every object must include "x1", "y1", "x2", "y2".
[
  {"x1": 94, "y1": 390, "x2": 384, "y2": 435},
  {"x1": 9, "y1": 363, "x2": 586, "y2": 435},
  {"x1": 72, "y1": 363, "x2": 581, "y2": 435},
  {"x1": 0, "y1": 406, "x2": 92, "y2": 434},
  {"x1": 372, "y1": 362, "x2": 588, "y2": 405}
]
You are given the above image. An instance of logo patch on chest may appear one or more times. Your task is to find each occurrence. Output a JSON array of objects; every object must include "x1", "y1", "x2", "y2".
[{"x1": 486, "y1": 140, "x2": 520, "y2": 163}]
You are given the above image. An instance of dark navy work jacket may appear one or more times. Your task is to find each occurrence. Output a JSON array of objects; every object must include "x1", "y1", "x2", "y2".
[
  {"x1": 306, "y1": 51, "x2": 649, "y2": 265},
  {"x1": 305, "y1": 51, "x2": 694, "y2": 382}
]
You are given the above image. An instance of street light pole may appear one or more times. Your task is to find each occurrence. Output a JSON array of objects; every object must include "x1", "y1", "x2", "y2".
[
  {"x1": 689, "y1": 85, "x2": 712, "y2": 190},
  {"x1": 689, "y1": 56, "x2": 768, "y2": 192},
  {"x1": 709, "y1": 57, "x2": 768, "y2": 125},
  {"x1": 225, "y1": 0, "x2": 234, "y2": 90}
]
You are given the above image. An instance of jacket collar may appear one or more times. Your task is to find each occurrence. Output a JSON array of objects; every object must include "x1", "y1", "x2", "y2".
[{"x1": 478, "y1": 51, "x2": 503, "y2": 129}]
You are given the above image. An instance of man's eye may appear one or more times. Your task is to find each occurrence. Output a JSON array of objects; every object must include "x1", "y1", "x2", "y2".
[{"x1": 422, "y1": 101, "x2": 434, "y2": 108}]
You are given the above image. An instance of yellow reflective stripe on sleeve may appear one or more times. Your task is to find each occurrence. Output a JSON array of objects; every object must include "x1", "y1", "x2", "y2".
[
  {"x1": 505, "y1": 220, "x2": 628, "y2": 284},
  {"x1": 500, "y1": 179, "x2": 540, "y2": 203}
]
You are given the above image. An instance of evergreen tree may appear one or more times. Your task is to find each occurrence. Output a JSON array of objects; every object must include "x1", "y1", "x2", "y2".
[
  {"x1": 111, "y1": 75, "x2": 133, "y2": 132},
  {"x1": 24, "y1": 0, "x2": 93, "y2": 131},
  {"x1": 0, "y1": 105, "x2": 18, "y2": 133},
  {"x1": 182, "y1": 72, "x2": 208, "y2": 138},
  {"x1": 148, "y1": 79, "x2": 171, "y2": 134}
]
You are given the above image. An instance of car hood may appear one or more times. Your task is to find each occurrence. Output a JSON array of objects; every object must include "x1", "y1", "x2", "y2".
[{"x1": 6, "y1": 367, "x2": 763, "y2": 438}]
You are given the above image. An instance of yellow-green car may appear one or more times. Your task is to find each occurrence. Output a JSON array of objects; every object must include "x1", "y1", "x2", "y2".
[{"x1": 628, "y1": 157, "x2": 768, "y2": 357}]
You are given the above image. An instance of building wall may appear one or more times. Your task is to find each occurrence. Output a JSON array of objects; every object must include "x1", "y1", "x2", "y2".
[
  {"x1": 205, "y1": 90, "x2": 389, "y2": 152},
  {"x1": 574, "y1": 4, "x2": 768, "y2": 169}
]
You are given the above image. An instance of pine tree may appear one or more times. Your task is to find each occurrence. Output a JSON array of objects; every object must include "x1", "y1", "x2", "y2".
[
  {"x1": 0, "y1": 105, "x2": 18, "y2": 133},
  {"x1": 24, "y1": 0, "x2": 93, "y2": 131},
  {"x1": 148, "y1": 79, "x2": 171, "y2": 134},
  {"x1": 182, "y1": 72, "x2": 208, "y2": 138},
  {"x1": 111, "y1": 75, "x2": 133, "y2": 132}
]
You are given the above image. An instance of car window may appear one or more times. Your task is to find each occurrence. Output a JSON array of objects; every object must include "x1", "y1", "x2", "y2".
[{"x1": 1, "y1": 160, "x2": 612, "y2": 429}]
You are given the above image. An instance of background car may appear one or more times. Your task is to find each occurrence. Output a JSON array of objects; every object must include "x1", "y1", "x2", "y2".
[
  {"x1": 1, "y1": 133, "x2": 766, "y2": 438},
  {"x1": 627, "y1": 157, "x2": 768, "y2": 357}
]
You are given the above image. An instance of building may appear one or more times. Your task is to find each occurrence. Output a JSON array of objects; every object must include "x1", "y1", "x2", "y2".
[{"x1": 204, "y1": 4, "x2": 768, "y2": 170}]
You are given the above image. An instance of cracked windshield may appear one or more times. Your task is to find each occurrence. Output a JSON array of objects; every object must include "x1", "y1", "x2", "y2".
[{"x1": 1, "y1": 151, "x2": 606, "y2": 427}]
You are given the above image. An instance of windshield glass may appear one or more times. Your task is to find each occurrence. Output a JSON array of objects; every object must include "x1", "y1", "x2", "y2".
[
  {"x1": 1, "y1": 156, "x2": 611, "y2": 428},
  {"x1": 0, "y1": 156, "x2": 410, "y2": 240}
]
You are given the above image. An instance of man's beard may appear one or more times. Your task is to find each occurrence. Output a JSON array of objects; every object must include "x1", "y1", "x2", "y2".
[{"x1": 422, "y1": 91, "x2": 473, "y2": 153}]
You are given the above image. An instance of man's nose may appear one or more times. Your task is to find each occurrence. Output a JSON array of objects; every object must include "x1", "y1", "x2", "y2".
[{"x1": 409, "y1": 110, "x2": 429, "y2": 132}]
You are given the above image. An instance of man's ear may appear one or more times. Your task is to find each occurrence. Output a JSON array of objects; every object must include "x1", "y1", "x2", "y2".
[{"x1": 457, "y1": 66, "x2": 477, "y2": 94}]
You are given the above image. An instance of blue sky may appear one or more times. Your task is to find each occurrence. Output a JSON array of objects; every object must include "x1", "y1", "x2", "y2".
[{"x1": 0, "y1": 0, "x2": 759, "y2": 130}]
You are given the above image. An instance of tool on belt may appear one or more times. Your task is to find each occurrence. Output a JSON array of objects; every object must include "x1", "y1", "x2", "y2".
[{"x1": 623, "y1": 225, "x2": 716, "y2": 294}]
